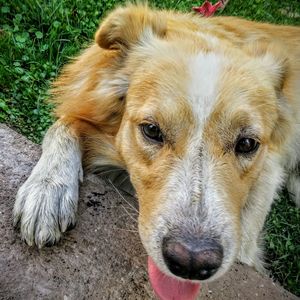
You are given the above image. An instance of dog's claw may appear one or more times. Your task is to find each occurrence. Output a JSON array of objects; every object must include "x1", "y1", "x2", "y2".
[{"x1": 65, "y1": 222, "x2": 76, "y2": 232}]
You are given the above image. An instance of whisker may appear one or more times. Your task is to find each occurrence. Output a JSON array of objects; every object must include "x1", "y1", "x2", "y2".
[
  {"x1": 120, "y1": 204, "x2": 138, "y2": 223},
  {"x1": 117, "y1": 174, "x2": 130, "y2": 186},
  {"x1": 97, "y1": 168, "x2": 126, "y2": 176},
  {"x1": 113, "y1": 227, "x2": 139, "y2": 233},
  {"x1": 109, "y1": 179, "x2": 139, "y2": 213}
]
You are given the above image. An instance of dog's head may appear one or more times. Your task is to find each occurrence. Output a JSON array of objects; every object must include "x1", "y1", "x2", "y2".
[{"x1": 94, "y1": 4, "x2": 291, "y2": 290}]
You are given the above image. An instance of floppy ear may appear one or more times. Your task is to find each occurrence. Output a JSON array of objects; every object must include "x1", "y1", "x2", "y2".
[
  {"x1": 253, "y1": 46, "x2": 292, "y2": 147},
  {"x1": 245, "y1": 41, "x2": 289, "y2": 91},
  {"x1": 245, "y1": 42, "x2": 293, "y2": 147},
  {"x1": 95, "y1": 4, "x2": 167, "y2": 50},
  {"x1": 257, "y1": 53, "x2": 288, "y2": 92}
]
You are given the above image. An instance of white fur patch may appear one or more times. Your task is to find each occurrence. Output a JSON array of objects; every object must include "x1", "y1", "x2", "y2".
[
  {"x1": 96, "y1": 74, "x2": 129, "y2": 99},
  {"x1": 187, "y1": 52, "x2": 224, "y2": 127}
]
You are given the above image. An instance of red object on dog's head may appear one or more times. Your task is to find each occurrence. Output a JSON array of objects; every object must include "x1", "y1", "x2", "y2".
[
  {"x1": 148, "y1": 257, "x2": 200, "y2": 300},
  {"x1": 193, "y1": 0, "x2": 224, "y2": 17}
]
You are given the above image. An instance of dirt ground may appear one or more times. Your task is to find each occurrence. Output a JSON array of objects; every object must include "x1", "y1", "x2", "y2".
[{"x1": 0, "y1": 123, "x2": 298, "y2": 300}]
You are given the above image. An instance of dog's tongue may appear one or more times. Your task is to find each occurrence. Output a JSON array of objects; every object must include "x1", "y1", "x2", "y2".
[{"x1": 148, "y1": 257, "x2": 200, "y2": 300}]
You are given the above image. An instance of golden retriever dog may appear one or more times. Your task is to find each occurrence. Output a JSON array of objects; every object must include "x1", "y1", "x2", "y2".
[{"x1": 13, "y1": 4, "x2": 300, "y2": 299}]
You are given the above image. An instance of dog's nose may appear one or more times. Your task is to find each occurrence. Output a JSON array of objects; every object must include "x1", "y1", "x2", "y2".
[{"x1": 162, "y1": 238, "x2": 223, "y2": 280}]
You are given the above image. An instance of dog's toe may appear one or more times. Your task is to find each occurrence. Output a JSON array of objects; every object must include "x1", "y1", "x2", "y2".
[
  {"x1": 65, "y1": 222, "x2": 77, "y2": 232},
  {"x1": 59, "y1": 201, "x2": 77, "y2": 233},
  {"x1": 34, "y1": 226, "x2": 61, "y2": 248}
]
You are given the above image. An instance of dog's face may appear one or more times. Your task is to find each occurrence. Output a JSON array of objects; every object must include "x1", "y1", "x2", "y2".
[{"x1": 96, "y1": 6, "x2": 289, "y2": 282}]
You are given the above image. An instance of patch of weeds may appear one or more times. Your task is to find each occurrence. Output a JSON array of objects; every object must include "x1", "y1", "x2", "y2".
[
  {"x1": 0, "y1": 29, "x2": 55, "y2": 141},
  {"x1": 0, "y1": 0, "x2": 125, "y2": 142},
  {"x1": 265, "y1": 190, "x2": 300, "y2": 296},
  {"x1": 221, "y1": 0, "x2": 300, "y2": 25}
]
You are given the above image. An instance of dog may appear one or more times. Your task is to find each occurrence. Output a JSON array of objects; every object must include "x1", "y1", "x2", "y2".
[{"x1": 13, "y1": 4, "x2": 300, "y2": 299}]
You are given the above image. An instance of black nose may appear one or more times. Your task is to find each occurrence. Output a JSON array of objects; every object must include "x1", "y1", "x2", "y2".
[{"x1": 162, "y1": 238, "x2": 223, "y2": 280}]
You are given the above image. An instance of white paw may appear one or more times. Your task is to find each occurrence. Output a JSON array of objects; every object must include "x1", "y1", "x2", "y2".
[{"x1": 13, "y1": 171, "x2": 81, "y2": 248}]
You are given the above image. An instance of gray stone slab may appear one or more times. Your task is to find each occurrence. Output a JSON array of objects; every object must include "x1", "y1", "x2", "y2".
[{"x1": 0, "y1": 124, "x2": 297, "y2": 300}]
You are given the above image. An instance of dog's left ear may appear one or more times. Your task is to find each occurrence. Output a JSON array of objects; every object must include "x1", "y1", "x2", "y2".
[
  {"x1": 252, "y1": 46, "x2": 292, "y2": 147},
  {"x1": 245, "y1": 42, "x2": 292, "y2": 147},
  {"x1": 245, "y1": 41, "x2": 289, "y2": 91},
  {"x1": 95, "y1": 4, "x2": 167, "y2": 50},
  {"x1": 257, "y1": 53, "x2": 288, "y2": 92}
]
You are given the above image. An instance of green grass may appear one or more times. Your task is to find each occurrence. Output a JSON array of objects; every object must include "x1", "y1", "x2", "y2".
[
  {"x1": 265, "y1": 190, "x2": 300, "y2": 295},
  {"x1": 1, "y1": 0, "x2": 299, "y2": 295}
]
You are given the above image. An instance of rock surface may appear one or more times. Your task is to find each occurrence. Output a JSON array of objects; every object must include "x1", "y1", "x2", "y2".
[{"x1": 0, "y1": 123, "x2": 297, "y2": 300}]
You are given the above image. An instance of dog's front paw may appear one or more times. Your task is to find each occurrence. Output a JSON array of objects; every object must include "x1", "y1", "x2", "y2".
[{"x1": 13, "y1": 175, "x2": 80, "y2": 248}]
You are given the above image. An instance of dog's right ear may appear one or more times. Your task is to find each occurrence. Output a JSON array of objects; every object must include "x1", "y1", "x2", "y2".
[{"x1": 95, "y1": 4, "x2": 167, "y2": 50}]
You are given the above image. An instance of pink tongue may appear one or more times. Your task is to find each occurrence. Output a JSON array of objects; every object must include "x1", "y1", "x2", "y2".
[{"x1": 148, "y1": 257, "x2": 200, "y2": 300}]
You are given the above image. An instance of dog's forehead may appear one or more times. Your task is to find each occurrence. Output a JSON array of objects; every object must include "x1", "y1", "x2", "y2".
[
  {"x1": 127, "y1": 46, "x2": 272, "y2": 139},
  {"x1": 128, "y1": 50, "x2": 226, "y2": 129}
]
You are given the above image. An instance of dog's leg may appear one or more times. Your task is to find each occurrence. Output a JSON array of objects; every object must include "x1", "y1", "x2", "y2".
[
  {"x1": 13, "y1": 119, "x2": 83, "y2": 247},
  {"x1": 238, "y1": 202, "x2": 268, "y2": 274},
  {"x1": 286, "y1": 171, "x2": 300, "y2": 207}
]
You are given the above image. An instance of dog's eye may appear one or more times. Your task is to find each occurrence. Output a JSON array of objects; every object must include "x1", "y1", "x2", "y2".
[
  {"x1": 141, "y1": 123, "x2": 163, "y2": 143},
  {"x1": 235, "y1": 137, "x2": 259, "y2": 155}
]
